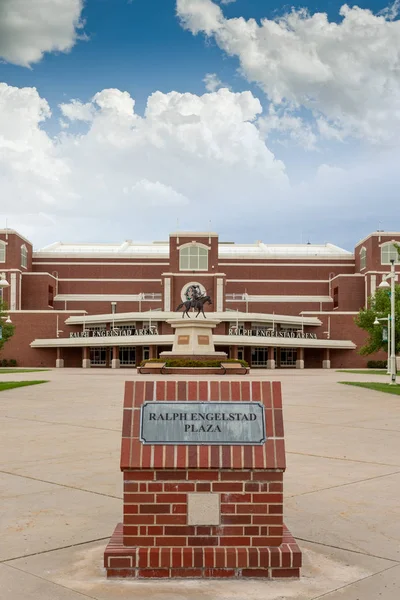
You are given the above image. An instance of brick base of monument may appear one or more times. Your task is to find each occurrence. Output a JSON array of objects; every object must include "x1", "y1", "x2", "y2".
[{"x1": 105, "y1": 523, "x2": 301, "y2": 579}]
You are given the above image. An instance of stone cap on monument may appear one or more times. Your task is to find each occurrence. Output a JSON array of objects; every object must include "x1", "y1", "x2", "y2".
[
  {"x1": 120, "y1": 380, "x2": 286, "y2": 471},
  {"x1": 167, "y1": 318, "x2": 221, "y2": 329}
]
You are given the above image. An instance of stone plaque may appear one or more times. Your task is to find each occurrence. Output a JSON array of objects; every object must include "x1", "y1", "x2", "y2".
[
  {"x1": 197, "y1": 335, "x2": 210, "y2": 345},
  {"x1": 177, "y1": 335, "x2": 190, "y2": 345},
  {"x1": 140, "y1": 402, "x2": 266, "y2": 445}
]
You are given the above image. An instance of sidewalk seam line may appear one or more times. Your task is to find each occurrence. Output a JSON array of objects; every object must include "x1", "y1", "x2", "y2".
[
  {"x1": 287, "y1": 469, "x2": 400, "y2": 498},
  {"x1": 296, "y1": 536, "x2": 400, "y2": 563},
  {"x1": 311, "y1": 563, "x2": 400, "y2": 600},
  {"x1": 0, "y1": 470, "x2": 122, "y2": 500},
  {"x1": 2, "y1": 562, "x2": 98, "y2": 599},
  {"x1": 1, "y1": 536, "x2": 111, "y2": 564}
]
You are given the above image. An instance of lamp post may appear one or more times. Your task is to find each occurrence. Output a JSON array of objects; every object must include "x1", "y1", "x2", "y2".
[
  {"x1": 377, "y1": 259, "x2": 397, "y2": 385},
  {"x1": 374, "y1": 315, "x2": 391, "y2": 374}
]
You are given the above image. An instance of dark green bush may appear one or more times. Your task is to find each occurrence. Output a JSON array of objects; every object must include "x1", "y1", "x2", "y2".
[
  {"x1": 140, "y1": 358, "x2": 248, "y2": 368},
  {"x1": 8, "y1": 359, "x2": 17, "y2": 367},
  {"x1": 367, "y1": 360, "x2": 387, "y2": 369},
  {"x1": 1, "y1": 359, "x2": 8, "y2": 367}
]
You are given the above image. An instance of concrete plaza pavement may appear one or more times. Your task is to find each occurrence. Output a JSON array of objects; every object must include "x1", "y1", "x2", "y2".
[{"x1": 0, "y1": 368, "x2": 399, "y2": 599}]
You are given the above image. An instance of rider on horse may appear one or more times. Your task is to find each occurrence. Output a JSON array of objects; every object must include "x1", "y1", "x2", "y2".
[{"x1": 186, "y1": 285, "x2": 204, "y2": 307}]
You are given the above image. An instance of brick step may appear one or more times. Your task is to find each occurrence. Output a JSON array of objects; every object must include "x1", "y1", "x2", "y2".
[{"x1": 104, "y1": 523, "x2": 301, "y2": 579}]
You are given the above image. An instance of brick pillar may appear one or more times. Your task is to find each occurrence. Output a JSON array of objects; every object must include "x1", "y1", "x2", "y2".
[
  {"x1": 104, "y1": 380, "x2": 302, "y2": 579},
  {"x1": 323, "y1": 348, "x2": 331, "y2": 369},
  {"x1": 56, "y1": 347, "x2": 64, "y2": 368},
  {"x1": 149, "y1": 345, "x2": 157, "y2": 359},
  {"x1": 296, "y1": 347, "x2": 304, "y2": 369},
  {"x1": 82, "y1": 346, "x2": 91, "y2": 369},
  {"x1": 267, "y1": 346, "x2": 275, "y2": 369},
  {"x1": 230, "y1": 346, "x2": 238, "y2": 360},
  {"x1": 112, "y1": 346, "x2": 120, "y2": 369},
  {"x1": 136, "y1": 346, "x2": 143, "y2": 366}
]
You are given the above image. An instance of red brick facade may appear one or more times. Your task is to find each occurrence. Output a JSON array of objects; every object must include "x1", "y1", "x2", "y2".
[{"x1": 0, "y1": 229, "x2": 398, "y2": 368}]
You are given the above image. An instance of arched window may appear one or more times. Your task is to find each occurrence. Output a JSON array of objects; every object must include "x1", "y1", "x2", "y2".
[
  {"x1": 21, "y1": 244, "x2": 28, "y2": 268},
  {"x1": 381, "y1": 242, "x2": 400, "y2": 265},
  {"x1": 359, "y1": 247, "x2": 366, "y2": 270},
  {"x1": 179, "y1": 244, "x2": 208, "y2": 271},
  {"x1": 0, "y1": 241, "x2": 5, "y2": 263}
]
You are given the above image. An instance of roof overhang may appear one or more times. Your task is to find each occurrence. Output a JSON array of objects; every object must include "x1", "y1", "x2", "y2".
[
  {"x1": 64, "y1": 311, "x2": 322, "y2": 327},
  {"x1": 30, "y1": 334, "x2": 355, "y2": 350}
]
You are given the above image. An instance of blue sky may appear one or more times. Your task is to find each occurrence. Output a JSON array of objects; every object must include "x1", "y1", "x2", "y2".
[
  {"x1": 0, "y1": 0, "x2": 400, "y2": 249},
  {"x1": 1, "y1": 0, "x2": 392, "y2": 116}
]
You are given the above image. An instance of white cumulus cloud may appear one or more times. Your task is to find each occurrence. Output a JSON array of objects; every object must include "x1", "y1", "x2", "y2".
[
  {"x1": 0, "y1": 0, "x2": 85, "y2": 67},
  {"x1": 0, "y1": 83, "x2": 288, "y2": 244},
  {"x1": 203, "y1": 73, "x2": 223, "y2": 92},
  {"x1": 177, "y1": 0, "x2": 400, "y2": 143}
]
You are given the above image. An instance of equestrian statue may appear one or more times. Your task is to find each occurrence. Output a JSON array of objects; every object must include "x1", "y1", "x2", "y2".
[{"x1": 176, "y1": 284, "x2": 212, "y2": 318}]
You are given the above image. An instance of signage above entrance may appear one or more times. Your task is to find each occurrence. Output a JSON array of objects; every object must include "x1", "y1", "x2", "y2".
[
  {"x1": 70, "y1": 327, "x2": 159, "y2": 339},
  {"x1": 140, "y1": 401, "x2": 266, "y2": 445},
  {"x1": 229, "y1": 328, "x2": 317, "y2": 340}
]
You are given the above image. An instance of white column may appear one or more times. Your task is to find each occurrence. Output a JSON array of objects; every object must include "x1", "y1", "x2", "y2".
[
  {"x1": 371, "y1": 274, "x2": 376, "y2": 297},
  {"x1": 164, "y1": 278, "x2": 171, "y2": 311},
  {"x1": 10, "y1": 273, "x2": 16, "y2": 310},
  {"x1": 217, "y1": 278, "x2": 223, "y2": 312},
  {"x1": 364, "y1": 275, "x2": 368, "y2": 308},
  {"x1": 296, "y1": 348, "x2": 304, "y2": 369}
]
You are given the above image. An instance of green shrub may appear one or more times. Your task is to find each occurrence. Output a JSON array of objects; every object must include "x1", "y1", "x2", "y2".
[
  {"x1": 367, "y1": 360, "x2": 387, "y2": 369},
  {"x1": 8, "y1": 359, "x2": 17, "y2": 367},
  {"x1": 141, "y1": 358, "x2": 249, "y2": 368},
  {"x1": 1, "y1": 359, "x2": 8, "y2": 367}
]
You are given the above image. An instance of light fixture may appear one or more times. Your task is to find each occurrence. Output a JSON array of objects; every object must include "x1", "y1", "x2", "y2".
[
  {"x1": 378, "y1": 280, "x2": 390, "y2": 289},
  {"x1": 373, "y1": 317, "x2": 380, "y2": 326},
  {"x1": 0, "y1": 273, "x2": 9, "y2": 288}
]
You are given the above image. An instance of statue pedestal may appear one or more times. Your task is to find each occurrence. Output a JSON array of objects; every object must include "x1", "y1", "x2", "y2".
[{"x1": 160, "y1": 318, "x2": 226, "y2": 360}]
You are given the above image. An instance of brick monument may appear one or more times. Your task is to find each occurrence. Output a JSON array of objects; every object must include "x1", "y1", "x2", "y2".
[{"x1": 104, "y1": 379, "x2": 302, "y2": 578}]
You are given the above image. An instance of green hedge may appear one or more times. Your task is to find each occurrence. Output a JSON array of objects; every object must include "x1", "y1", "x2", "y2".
[
  {"x1": 140, "y1": 358, "x2": 249, "y2": 368},
  {"x1": 367, "y1": 360, "x2": 387, "y2": 369},
  {"x1": 0, "y1": 359, "x2": 17, "y2": 367}
]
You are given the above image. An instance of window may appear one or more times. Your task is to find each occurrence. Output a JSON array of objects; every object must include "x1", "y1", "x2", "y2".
[
  {"x1": 179, "y1": 245, "x2": 208, "y2": 271},
  {"x1": 90, "y1": 347, "x2": 107, "y2": 366},
  {"x1": 280, "y1": 348, "x2": 297, "y2": 367},
  {"x1": 333, "y1": 286, "x2": 339, "y2": 309},
  {"x1": 21, "y1": 245, "x2": 28, "y2": 268},
  {"x1": 48, "y1": 285, "x2": 54, "y2": 308},
  {"x1": 0, "y1": 241, "x2": 5, "y2": 263},
  {"x1": 360, "y1": 247, "x2": 367, "y2": 270},
  {"x1": 118, "y1": 347, "x2": 136, "y2": 366},
  {"x1": 251, "y1": 347, "x2": 268, "y2": 367},
  {"x1": 381, "y1": 243, "x2": 400, "y2": 265}
]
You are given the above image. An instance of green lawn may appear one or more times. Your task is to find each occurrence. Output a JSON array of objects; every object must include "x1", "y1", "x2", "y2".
[
  {"x1": 339, "y1": 381, "x2": 400, "y2": 396},
  {"x1": 0, "y1": 381, "x2": 48, "y2": 392},
  {"x1": 336, "y1": 369, "x2": 400, "y2": 375},
  {"x1": 0, "y1": 368, "x2": 50, "y2": 374}
]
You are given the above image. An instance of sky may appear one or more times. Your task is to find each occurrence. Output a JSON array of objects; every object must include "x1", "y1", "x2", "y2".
[{"x1": 1, "y1": 0, "x2": 400, "y2": 250}]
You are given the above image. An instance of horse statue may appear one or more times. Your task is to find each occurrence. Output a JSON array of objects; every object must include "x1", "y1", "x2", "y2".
[
  {"x1": 176, "y1": 295, "x2": 212, "y2": 318},
  {"x1": 176, "y1": 285, "x2": 212, "y2": 318}
]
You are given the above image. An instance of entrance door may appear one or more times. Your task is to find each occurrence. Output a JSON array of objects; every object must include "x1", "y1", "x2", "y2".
[
  {"x1": 119, "y1": 346, "x2": 136, "y2": 367},
  {"x1": 251, "y1": 347, "x2": 268, "y2": 367},
  {"x1": 90, "y1": 347, "x2": 107, "y2": 366},
  {"x1": 280, "y1": 347, "x2": 297, "y2": 367}
]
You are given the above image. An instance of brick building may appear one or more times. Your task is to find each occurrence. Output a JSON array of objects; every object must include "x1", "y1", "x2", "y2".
[{"x1": 0, "y1": 228, "x2": 398, "y2": 369}]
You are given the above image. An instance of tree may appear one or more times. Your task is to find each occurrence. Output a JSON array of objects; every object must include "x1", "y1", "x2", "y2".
[
  {"x1": 355, "y1": 285, "x2": 400, "y2": 355},
  {"x1": 0, "y1": 300, "x2": 14, "y2": 352}
]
